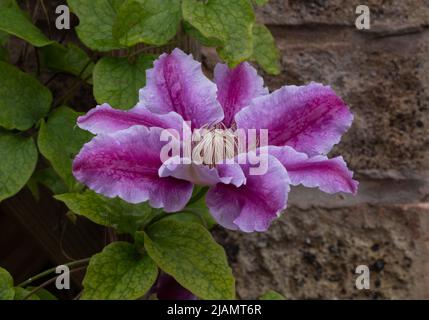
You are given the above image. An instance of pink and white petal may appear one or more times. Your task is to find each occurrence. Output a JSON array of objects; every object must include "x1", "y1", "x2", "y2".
[
  {"x1": 235, "y1": 82, "x2": 353, "y2": 156},
  {"x1": 77, "y1": 103, "x2": 185, "y2": 135},
  {"x1": 214, "y1": 62, "x2": 268, "y2": 127},
  {"x1": 73, "y1": 126, "x2": 193, "y2": 212},
  {"x1": 206, "y1": 155, "x2": 290, "y2": 232},
  {"x1": 269, "y1": 146, "x2": 358, "y2": 194},
  {"x1": 139, "y1": 48, "x2": 224, "y2": 129},
  {"x1": 159, "y1": 157, "x2": 245, "y2": 187}
]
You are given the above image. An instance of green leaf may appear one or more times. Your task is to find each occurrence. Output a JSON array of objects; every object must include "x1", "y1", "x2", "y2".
[
  {"x1": 0, "y1": 31, "x2": 8, "y2": 61},
  {"x1": 182, "y1": 21, "x2": 222, "y2": 47},
  {"x1": 113, "y1": 0, "x2": 181, "y2": 47},
  {"x1": 0, "y1": 61, "x2": 52, "y2": 131},
  {"x1": 13, "y1": 286, "x2": 57, "y2": 300},
  {"x1": 0, "y1": 46, "x2": 7, "y2": 62},
  {"x1": 38, "y1": 106, "x2": 92, "y2": 191},
  {"x1": 30, "y1": 287, "x2": 57, "y2": 300},
  {"x1": 0, "y1": 30, "x2": 7, "y2": 45},
  {"x1": 142, "y1": 220, "x2": 235, "y2": 300},
  {"x1": 13, "y1": 287, "x2": 39, "y2": 300},
  {"x1": 0, "y1": 267, "x2": 14, "y2": 300},
  {"x1": 16, "y1": 287, "x2": 57, "y2": 300},
  {"x1": 251, "y1": 24, "x2": 280, "y2": 75},
  {"x1": 161, "y1": 187, "x2": 212, "y2": 226},
  {"x1": 67, "y1": 0, "x2": 124, "y2": 51},
  {"x1": 260, "y1": 290, "x2": 285, "y2": 300},
  {"x1": 39, "y1": 43, "x2": 94, "y2": 81},
  {"x1": 55, "y1": 190, "x2": 159, "y2": 234},
  {"x1": 160, "y1": 212, "x2": 204, "y2": 226},
  {"x1": 81, "y1": 242, "x2": 158, "y2": 300},
  {"x1": 93, "y1": 54, "x2": 155, "y2": 109},
  {"x1": 182, "y1": 0, "x2": 255, "y2": 66},
  {"x1": 0, "y1": 0, "x2": 52, "y2": 47},
  {"x1": 27, "y1": 168, "x2": 68, "y2": 200},
  {"x1": 0, "y1": 131, "x2": 37, "y2": 202},
  {"x1": 33, "y1": 168, "x2": 68, "y2": 195},
  {"x1": 183, "y1": 188, "x2": 216, "y2": 229}
]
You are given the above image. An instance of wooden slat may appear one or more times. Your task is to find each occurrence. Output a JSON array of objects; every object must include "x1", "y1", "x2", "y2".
[{"x1": 0, "y1": 187, "x2": 105, "y2": 265}]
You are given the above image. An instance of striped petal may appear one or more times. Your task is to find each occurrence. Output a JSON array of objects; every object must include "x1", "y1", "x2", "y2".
[
  {"x1": 77, "y1": 103, "x2": 185, "y2": 135},
  {"x1": 73, "y1": 126, "x2": 193, "y2": 212},
  {"x1": 214, "y1": 62, "x2": 268, "y2": 127},
  {"x1": 139, "y1": 48, "x2": 224, "y2": 129},
  {"x1": 235, "y1": 82, "x2": 353, "y2": 156},
  {"x1": 269, "y1": 146, "x2": 358, "y2": 194},
  {"x1": 206, "y1": 154, "x2": 290, "y2": 232}
]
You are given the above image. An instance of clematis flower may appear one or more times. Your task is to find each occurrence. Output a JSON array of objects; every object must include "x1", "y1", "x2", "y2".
[{"x1": 73, "y1": 48, "x2": 358, "y2": 233}]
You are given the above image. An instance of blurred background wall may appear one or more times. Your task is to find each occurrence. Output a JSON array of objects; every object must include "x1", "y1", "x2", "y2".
[{"x1": 205, "y1": 0, "x2": 429, "y2": 299}]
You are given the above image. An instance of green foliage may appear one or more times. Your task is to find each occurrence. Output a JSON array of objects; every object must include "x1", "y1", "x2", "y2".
[
  {"x1": 39, "y1": 43, "x2": 94, "y2": 81},
  {"x1": 113, "y1": 0, "x2": 181, "y2": 47},
  {"x1": 32, "y1": 168, "x2": 68, "y2": 195},
  {"x1": 185, "y1": 188, "x2": 217, "y2": 229},
  {"x1": 81, "y1": 242, "x2": 158, "y2": 300},
  {"x1": 13, "y1": 287, "x2": 57, "y2": 300},
  {"x1": 29, "y1": 288, "x2": 57, "y2": 300},
  {"x1": 160, "y1": 188, "x2": 216, "y2": 229},
  {"x1": 13, "y1": 287, "x2": 38, "y2": 300},
  {"x1": 0, "y1": 267, "x2": 57, "y2": 300},
  {"x1": 260, "y1": 290, "x2": 285, "y2": 300},
  {"x1": 0, "y1": 30, "x2": 7, "y2": 45},
  {"x1": 251, "y1": 24, "x2": 280, "y2": 75},
  {"x1": 38, "y1": 106, "x2": 92, "y2": 191},
  {"x1": 142, "y1": 220, "x2": 235, "y2": 300},
  {"x1": 182, "y1": 0, "x2": 255, "y2": 66},
  {"x1": 55, "y1": 190, "x2": 160, "y2": 234},
  {"x1": 93, "y1": 54, "x2": 155, "y2": 109},
  {"x1": 67, "y1": 0, "x2": 124, "y2": 51},
  {"x1": 27, "y1": 168, "x2": 68, "y2": 201},
  {"x1": 69, "y1": 0, "x2": 279, "y2": 72},
  {"x1": 0, "y1": 31, "x2": 8, "y2": 61},
  {"x1": 0, "y1": 131, "x2": 37, "y2": 202},
  {"x1": 0, "y1": 46, "x2": 7, "y2": 62},
  {"x1": 0, "y1": 267, "x2": 14, "y2": 300},
  {"x1": 0, "y1": 61, "x2": 52, "y2": 131},
  {"x1": 0, "y1": 0, "x2": 282, "y2": 302},
  {"x1": 0, "y1": 0, "x2": 52, "y2": 47},
  {"x1": 69, "y1": 0, "x2": 181, "y2": 51},
  {"x1": 182, "y1": 21, "x2": 222, "y2": 47},
  {"x1": 160, "y1": 212, "x2": 205, "y2": 226}
]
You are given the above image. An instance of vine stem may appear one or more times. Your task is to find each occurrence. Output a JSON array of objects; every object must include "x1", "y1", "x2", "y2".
[
  {"x1": 17, "y1": 258, "x2": 91, "y2": 288},
  {"x1": 52, "y1": 55, "x2": 94, "y2": 107},
  {"x1": 23, "y1": 266, "x2": 88, "y2": 300},
  {"x1": 39, "y1": 0, "x2": 52, "y2": 38}
]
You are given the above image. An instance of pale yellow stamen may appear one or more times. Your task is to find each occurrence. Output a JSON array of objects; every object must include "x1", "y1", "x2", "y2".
[{"x1": 192, "y1": 127, "x2": 237, "y2": 166}]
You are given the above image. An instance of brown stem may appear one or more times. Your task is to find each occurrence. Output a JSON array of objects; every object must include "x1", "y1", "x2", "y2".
[{"x1": 40, "y1": 0, "x2": 52, "y2": 37}]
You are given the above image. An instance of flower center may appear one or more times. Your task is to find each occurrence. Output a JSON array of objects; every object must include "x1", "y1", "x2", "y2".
[{"x1": 191, "y1": 127, "x2": 237, "y2": 167}]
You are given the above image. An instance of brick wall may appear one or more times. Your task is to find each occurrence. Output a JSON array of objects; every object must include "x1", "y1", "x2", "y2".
[{"x1": 204, "y1": 0, "x2": 429, "y2": 299}]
